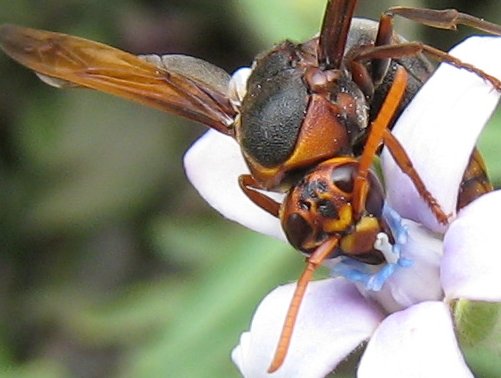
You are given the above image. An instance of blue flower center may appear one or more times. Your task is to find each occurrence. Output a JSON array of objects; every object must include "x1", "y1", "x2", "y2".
[{"x1": 331, "y1": 205, "x2": 412, "y2": 291}]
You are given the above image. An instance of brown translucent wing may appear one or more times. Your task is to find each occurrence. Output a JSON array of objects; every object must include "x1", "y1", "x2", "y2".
[{"x1": 0, "y1": 24, "x2": 235, "y2": 135}]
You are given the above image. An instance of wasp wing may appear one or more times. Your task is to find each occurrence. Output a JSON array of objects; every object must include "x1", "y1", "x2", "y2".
[
  {"x1": 318, "y1": 0, "x2": 356, "y2": 70},
  {"x1": 0, "y1": 24, "x2": 235, "y2": 135}
]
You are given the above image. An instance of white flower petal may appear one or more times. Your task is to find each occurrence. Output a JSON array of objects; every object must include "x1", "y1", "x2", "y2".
[
  {"x1": 442, "y1": 191, "x2": 501, "y2": 301},
  {"x1": 358, "y1": 301, "x2": 473, "y2": 378},
  {"x1": 365, "y1": 220, "x2": 443, "y2": 313},
  {"x1": 382, "y1": 36, "x2": 501, "y2": 233},
  {"x1": 184, "y1": 130, "x2": 286, "y2": 240},
  {"x1": 232, "y1": 278, "x2": 384, "y2": 378}
]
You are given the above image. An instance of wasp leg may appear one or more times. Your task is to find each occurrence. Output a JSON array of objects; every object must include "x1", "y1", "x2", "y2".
[
  {"x1": 371, "y1": 6, "x2": 501, "y2": 84},
  {"x1": 370, "y1": 7, "x2": 501, "y2": 85},
  {"x1": 353, "y1": 66, "x2": 449, "y2": 224},
  {"x1": 352, "y1": 67, "x2": 408, "y2": 219},
  {"x1": 385, "y1": 7, "x2": 501, "y2": 35},
  {"x1": 382, "y1": 129, "x2": 449, "y2": 224},
  {"x1": 352, "y1": 40, "x2": 501, "y2": 92},
  {"x1": 238, "y1": 174, "x2": 280, "y2": 217},
  {"x1": 348, "y1": 59, "x2": 375, "y2": 99}
]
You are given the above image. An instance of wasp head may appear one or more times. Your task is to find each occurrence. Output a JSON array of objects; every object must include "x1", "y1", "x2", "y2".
[{"x1": 280, "y1": 159, "x2": 388, "y2": 265}]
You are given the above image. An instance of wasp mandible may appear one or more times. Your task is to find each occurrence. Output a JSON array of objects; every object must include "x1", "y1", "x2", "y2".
[{"x1": 1, "y1": 0, "x2": 500, "y2": 373}]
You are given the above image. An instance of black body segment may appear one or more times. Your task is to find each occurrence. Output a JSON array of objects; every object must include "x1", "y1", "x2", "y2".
[{"x1": 238, "y1": 42, "x2": 309, "y2": 168}]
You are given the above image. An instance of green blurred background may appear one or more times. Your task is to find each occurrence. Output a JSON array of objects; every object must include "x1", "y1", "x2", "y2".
[{"x1": 0, "y1": 1, "x2": 500, "y2": 377}]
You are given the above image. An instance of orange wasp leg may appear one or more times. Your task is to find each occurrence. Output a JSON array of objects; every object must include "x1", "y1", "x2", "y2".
[
  {"x1": 267, "y1": 237, "x2": 339, "y2": 373},
  {"x1": 353, "y1": 67, "x2": 449, "y2": 224},
  {"x1": 382, "y1": 130, "x2": 449, "y2": 224},
  {"x1": 351, "y1": 67, "x2": 408, "y2": 219},
  {"x1": 238, "y1": 174, "x2": 280, "y2": 217},
  {"x1": 353, "y1": 40, "x2": 501, "y2": 92}
]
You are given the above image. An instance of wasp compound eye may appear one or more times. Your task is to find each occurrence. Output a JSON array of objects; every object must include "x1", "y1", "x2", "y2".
[
  {"x1": 283, "y1": 212, "x2": 313, "y2": 251},
  {"x1": 328, "y1": 161, "x2": 384, "y2": 217},
  {"x1": 365, "y1": 170, "x2": 385, "y2": 218}
]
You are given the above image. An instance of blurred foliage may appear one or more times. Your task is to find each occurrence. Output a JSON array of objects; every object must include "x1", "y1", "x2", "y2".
[{"x1": 0, "y1": 0, "x2": 500, "y2": 377}]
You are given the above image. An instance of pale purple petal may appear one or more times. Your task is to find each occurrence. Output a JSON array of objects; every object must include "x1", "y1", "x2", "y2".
[
  {"x1": 382, "y1": 36, "x2": 501, "y2": 233},
  {"x1": 232, "y1": 278, "x2": 384, "y2": 378},
  {"x1": 358, "y1": 301, "x2": 473, "y2": 378},
  {"x1": 184, "y1": 130, "x2": 286, "y2": 240},
  {"x1": 442, "y1": 190, "x2": 501, "y2": 301},
  {"x1": 364, "y1": 220, "x2": 443, "y2": 313}
]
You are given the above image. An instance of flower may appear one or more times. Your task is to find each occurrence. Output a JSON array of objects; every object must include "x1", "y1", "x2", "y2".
[{"x1": 184, "y1": 36, "x2": 501, "y2": 377}]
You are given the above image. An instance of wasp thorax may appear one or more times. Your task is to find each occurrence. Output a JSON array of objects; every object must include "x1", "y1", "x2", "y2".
[
  {"x1": 237, "y1": 42, "x2": 308, "y2": 173},
  {"x1": 304, "y1": 67, "x2": 342, "y2": 94},
  {"x1": 280, "y1": 159, "x2": 386, "y2": 264},
  {"x1": 235, "y1": 40, "x2": 370, "y2": 191}
]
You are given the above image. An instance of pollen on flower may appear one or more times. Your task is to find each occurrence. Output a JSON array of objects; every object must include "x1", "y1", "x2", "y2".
[{"x1": 331, "y1": 204, "x2": 412, "y2": 291}]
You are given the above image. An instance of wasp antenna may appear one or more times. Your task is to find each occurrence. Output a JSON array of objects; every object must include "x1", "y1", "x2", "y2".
[{"x1": 268, "y1": 237, "x2": 339, "y2": 373}]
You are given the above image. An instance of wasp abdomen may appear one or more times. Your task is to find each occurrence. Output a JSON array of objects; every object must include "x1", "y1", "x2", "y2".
[{"x1": 457, "y1": 148, "x2": 493, "y2": 210}]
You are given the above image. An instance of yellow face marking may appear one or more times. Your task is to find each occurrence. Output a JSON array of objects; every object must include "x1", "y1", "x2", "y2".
[
  {"x1": 340, "y1": 217, "x2": 380, "y2": 255},
  {"x1": 323, "y1": 204, "x2": 353, "y2": 232}
]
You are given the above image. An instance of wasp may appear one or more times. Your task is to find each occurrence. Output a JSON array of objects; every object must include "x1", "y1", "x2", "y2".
[{"x1": 1, "y1": 0, "x2": 500, "y2": 373}]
